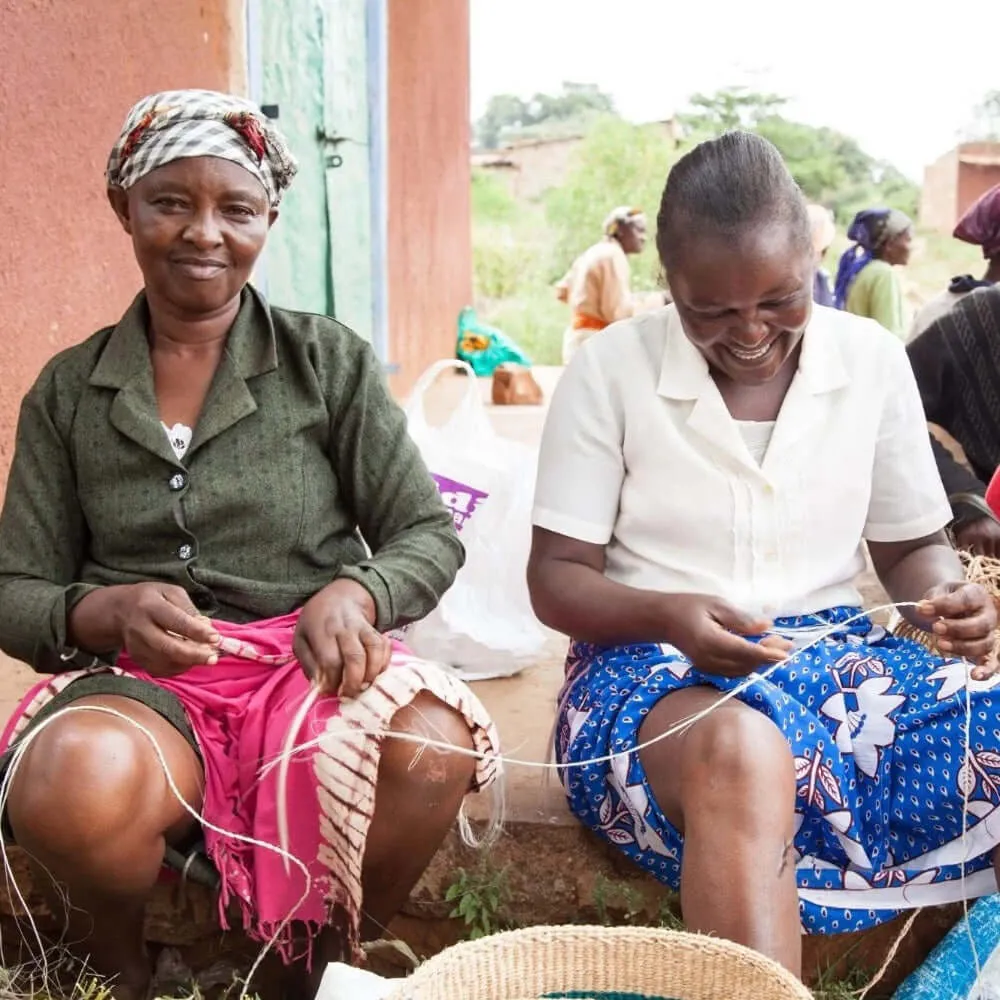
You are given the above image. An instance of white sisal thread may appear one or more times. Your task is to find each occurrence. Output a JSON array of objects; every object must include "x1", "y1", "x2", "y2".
[{"x1": 266, "y1": 604, "x2": 925, "y2": 778}]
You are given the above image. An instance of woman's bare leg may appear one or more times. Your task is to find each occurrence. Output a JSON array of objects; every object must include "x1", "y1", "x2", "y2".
[
  {"x1": 361, "y1": 692, "x2": 476, "y2": 932},
  {"x1": 638, "y1": 686, "x2": 801, "y2": 975},
  {"x1": 5, "y1": 696, "x2": 204, "y2": 1000},
  {"x1": 299, "y1": 692, "x2": 477, "y2": 995}
]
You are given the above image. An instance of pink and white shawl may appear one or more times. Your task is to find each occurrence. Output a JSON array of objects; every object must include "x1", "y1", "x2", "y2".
[{"x1": 1, "y1": 612, "x2": 499, "y2": 963}]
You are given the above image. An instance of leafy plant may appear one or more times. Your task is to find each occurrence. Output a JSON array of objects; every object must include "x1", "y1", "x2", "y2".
[
  {"x1": 444, "y1": 862, "x2": 513, "y2": 940},
  {"x1": 475, "y1": 83, "x2": 616, "y2": 149},
  {"x1": 811, "y1": 962, "x2": 871, "y2": 1000},
  {"x1": 590, "y1": 873, "x2": 652, "y2": 926},
  {"x1": 472, "y1": 240, "x2": 540, "y2": 301},
  {"x1": 471, "y1": 169, "x2": 519, "y2": 226},
  {"x1": 656, "y1": 896, "x2": 685, "y2": 932}
]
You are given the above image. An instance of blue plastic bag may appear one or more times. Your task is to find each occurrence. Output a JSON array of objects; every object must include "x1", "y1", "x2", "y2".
[
  {"x1": 893, "y1": 895, "x2": 1000, "y2": 1000},
  {"x1": 456, "y1": 307, "x2": 532, "y2": 377}
]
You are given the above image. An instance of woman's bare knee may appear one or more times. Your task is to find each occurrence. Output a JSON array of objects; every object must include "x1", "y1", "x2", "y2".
[
  {"x1": 639, "y1": 691, "x2": 794, "y2": 832},
  {"x1": 6, "y1": 698, "x2": 202, "y2": 862},
  {"x1": 380, "y1": 693, "x2": 475, "y2": 792},
  {"x1": 679, "y1": 706, "x2": 795, "y2": 830}
]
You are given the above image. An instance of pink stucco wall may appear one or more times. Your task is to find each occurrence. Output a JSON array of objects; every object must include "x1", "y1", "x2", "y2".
[{"x1": 0, "y1": 0, "x2": 244, "y2": 481}]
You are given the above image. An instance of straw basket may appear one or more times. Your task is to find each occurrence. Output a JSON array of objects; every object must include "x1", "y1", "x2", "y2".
[{"x1": 382, "y1": 925, "x2": 812, "y2": 1000}]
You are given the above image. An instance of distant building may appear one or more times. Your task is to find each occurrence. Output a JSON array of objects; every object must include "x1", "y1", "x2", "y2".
[
  {"x1": 472, "y1": 119, "x2": 682, "y2": 201},
  {"x1": 921, "y1": 142, "x2": 1000, "y2": 234}
]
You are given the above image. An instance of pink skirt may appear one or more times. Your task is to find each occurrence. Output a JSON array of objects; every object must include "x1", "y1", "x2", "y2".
[{"x1": 1, "y1": 612, "x2": 499, "y2": 962}]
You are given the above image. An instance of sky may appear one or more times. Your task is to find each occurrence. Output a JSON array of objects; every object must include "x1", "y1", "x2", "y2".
[{"x1": 470, "y1": 0, "x2": 998, "y2": 179}]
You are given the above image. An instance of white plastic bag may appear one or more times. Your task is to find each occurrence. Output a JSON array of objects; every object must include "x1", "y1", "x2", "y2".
[
  {"x1": 400, "y1": 359, "x2": 546, "y2": 680},
  {"x1": 315, "y1": 963, "x2": 391, "y2": 1000}
]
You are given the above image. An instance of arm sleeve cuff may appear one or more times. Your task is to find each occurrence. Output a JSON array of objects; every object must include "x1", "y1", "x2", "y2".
[
  {"x1": 335, "y1": 564, "x2": 396, "y2": 632},
  {"x1": 532, "y1": 507, "x2": 613, "y2": 545},
  {"x1": 864, "y1": 508, "x2": 953, "y2": 543}
]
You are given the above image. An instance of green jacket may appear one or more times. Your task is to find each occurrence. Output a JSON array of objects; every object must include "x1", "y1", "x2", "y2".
[{"x1": 0, "y1": 287, "x2": 463, "y2": 672}]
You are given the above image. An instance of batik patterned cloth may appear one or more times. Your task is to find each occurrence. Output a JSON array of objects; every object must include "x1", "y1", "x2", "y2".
[{"x1": 556, "y1": 608, "x2": 1000, "y2": 934}]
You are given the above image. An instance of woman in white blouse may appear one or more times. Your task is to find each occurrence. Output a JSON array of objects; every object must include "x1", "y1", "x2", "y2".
[{"x1": 528, "y1": 132, "x2": 1000, "y2": 979}]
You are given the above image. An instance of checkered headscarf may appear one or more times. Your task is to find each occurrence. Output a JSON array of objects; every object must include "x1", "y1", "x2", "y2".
[{"x1": 106, "y1": 90, "x2": 297, "y2": 207}]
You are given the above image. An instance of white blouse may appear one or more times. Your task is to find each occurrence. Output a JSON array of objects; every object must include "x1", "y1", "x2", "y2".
[{"x1": 532, "y1": 304, "x2": 951, "y2": 619}]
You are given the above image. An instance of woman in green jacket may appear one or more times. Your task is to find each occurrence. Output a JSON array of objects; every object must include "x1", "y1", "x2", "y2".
[{"x1": 0, "y1": 90, "x2": 498, "y2": 999}]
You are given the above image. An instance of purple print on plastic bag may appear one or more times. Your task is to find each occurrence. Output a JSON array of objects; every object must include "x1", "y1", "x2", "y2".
[{"x1": 432, "y1": 474, "x2": 489, "y2": 532}]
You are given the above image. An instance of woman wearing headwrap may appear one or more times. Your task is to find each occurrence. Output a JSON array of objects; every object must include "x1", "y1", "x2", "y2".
[
  {"x1": 806, "y1": 204, "x2": 836, "y2": 306},
  {"x1": 0, "y1": 90, "x2": 498, "y2": 999},
  {"x1": 555, "y1": 206, "x2": 668, "y2": 364},
  {"x1": 834, "y1": 207, "x2": 913, "y2": 338},
  {"x1": 909, "y1": 183, "x2": 1000, "y2": 340}
]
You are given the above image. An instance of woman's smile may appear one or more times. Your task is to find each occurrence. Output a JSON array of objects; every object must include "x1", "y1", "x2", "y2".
[
  {"x1": 170, "y1": 255, "x2": 228, "y2": 281},
  {"x1": 726, "y1": 338, "x2": 777, "y2": 364}
]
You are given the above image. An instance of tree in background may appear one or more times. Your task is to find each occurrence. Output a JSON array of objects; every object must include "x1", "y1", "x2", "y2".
[
  {"x1": 680, "y1": 86, "x2": 788, "y2": 132},
  {"x1": 476, "y1": 82, "x2": 616, "y2": 148},
  {"x1": 545, "y1": 117, "x2": 684, "y2": 291},
  {"x1": 680, "y1": 88, "x2": 919, "y2": 221}
]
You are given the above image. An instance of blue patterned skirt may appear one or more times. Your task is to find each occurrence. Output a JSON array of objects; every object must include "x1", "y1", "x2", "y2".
[{"x1": 555, "y1": 609, "x2": 1000, "y2": 935}]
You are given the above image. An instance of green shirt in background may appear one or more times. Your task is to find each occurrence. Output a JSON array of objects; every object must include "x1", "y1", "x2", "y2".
[
  {"x1": 0, "y1": 287, "x2": 464, "y2": 673},
  {"x1": 845, "y1": 259, "x2": 906, "y2": 339}
]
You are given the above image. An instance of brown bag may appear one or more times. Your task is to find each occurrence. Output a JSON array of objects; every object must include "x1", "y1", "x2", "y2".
[{"x1": 491, "y1": 363, "x2": 543, "y2": 406}]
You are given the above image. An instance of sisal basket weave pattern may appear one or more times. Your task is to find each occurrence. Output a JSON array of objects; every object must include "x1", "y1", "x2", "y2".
[
  {"x1": 890, "y1": 552, "x2": 1000, "y2": 661},
  {"x1": 382, "y1": 925, "x2": 812, "y2": 1000}
]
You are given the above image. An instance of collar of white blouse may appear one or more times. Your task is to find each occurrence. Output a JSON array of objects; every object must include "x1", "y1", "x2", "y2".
[{"x1": 654, "y1": 307, "x2": 851, "y2": 480}]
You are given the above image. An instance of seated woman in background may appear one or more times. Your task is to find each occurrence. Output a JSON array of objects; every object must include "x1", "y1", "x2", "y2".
[
  {"x1": 908, "y1": 283, "x2": 1000, "y2": 556},
  {"x1": 909, "y1": 183, "x2": 1000, "y2": 340},
  {"x1": 0, "y1": 90, "x2": 498, "y2": 999},
  {"x1": 555, "y1": 206, "x2": 668, "y2": 365},
  {"x1": 806, "y1": 203, "x2": 836, "y2": 306},
  {"x1": 834, "y1": 206, "x2": 913, "y2": 338},
  {"x1": 528, "y1": 132, "x2": 999, "y2": 980}
]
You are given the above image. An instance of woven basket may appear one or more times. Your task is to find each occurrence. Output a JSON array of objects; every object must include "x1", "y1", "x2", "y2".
[{"x1": 382, "y1": 925, "x2": 812, "y2": 1000}]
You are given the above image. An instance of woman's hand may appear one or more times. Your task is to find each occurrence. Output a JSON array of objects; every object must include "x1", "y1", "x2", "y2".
[
  {"x1": 663, "y1": 594, "x2": 795, "y2": 677},
  {"x1": 954, "y1": 516, "x2": 1000, "y2": 559},
  {"x1": 917, "y1": 582, "x2": 998, "y2": 676},
  {"x1": 71, "y1": 583, "x2": 220, "y2": 677},
  {"x1": 294, "y1": 579, "x2": 391, "y2": 698}
]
